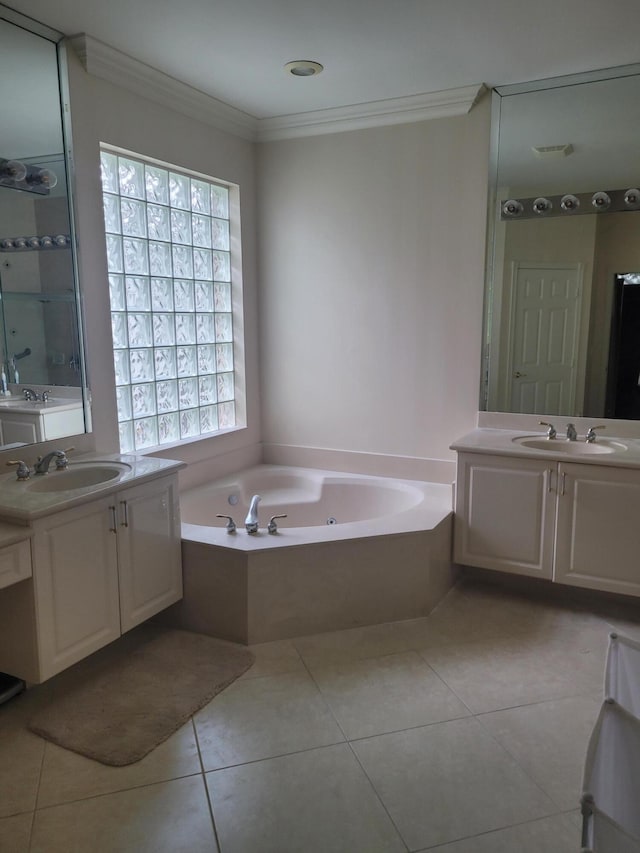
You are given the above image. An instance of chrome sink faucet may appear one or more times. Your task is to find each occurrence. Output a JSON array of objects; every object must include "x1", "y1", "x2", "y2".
[
  {"x1": 34, "y1": 449, "x2": 70, "y2": 474},
  {"x1": 22, "y1": 387, "x2": 38, "y2": 401},
  {"x1": 566, "y1": 423, "x2": 578, "y2": 441}
]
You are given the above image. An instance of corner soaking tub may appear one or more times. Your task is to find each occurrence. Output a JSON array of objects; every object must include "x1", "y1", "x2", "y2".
[{"x1": 174, "y1": 465, "x2": 455, "y2": 644}]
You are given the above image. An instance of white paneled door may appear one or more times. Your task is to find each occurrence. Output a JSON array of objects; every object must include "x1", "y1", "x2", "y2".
[{"x1": 508, "y1": 263, "x2": 582, "y2": 415}]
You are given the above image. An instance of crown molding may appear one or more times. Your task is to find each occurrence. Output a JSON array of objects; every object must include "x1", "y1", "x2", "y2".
[
  {"x1": 256, "y1": 84, "x2": 487, "y2": 141},
  {"x1": 68, "y1": 34, "x2": 258, "y2": 141},
  {"x1": 68, "y1": 35, "x2": 485, "y2": 143}
]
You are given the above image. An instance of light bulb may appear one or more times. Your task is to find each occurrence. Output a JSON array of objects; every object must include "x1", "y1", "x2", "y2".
[
  {"x1": 591, "y1": 191, "x2": 611, "y2": 210},
  {"x1": 502, "y1": 199, "x2": 523, "y2": 217},
  {"x1": 624, "y1": 189, "x2": 640, "y2": 208},
  {"x1": 26, "y1": 168, "x2": 58, "y2": 189},
  {"x1": 560, "y1": 194, "x2": 580, "y2": 212},
  {"x1": 0, "y1": 159, "x2": 27, "y2": 181},
  {"x1": 532, "y1": 197, "x2": 552, "y2": 214}
]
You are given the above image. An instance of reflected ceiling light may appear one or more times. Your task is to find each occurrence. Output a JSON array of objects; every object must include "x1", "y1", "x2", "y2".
[
  {"x1": 560, "y1": 194, "x2": 580, "y2": 212},
  {"x1": 0, "y1": 156, "x2": 57, "y2": 195},
  {"x1": 591, "y1": 191, "x2": 611, "y2": 211},
  {"x1": 531, "y1": 143, "x2": 574, "y2": 159},
  {"x1": 284, "y1": 60, "x2": 324, "y2": 77}
]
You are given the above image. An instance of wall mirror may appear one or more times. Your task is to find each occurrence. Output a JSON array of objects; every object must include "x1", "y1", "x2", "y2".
[
  {"x1": 0, "y1": 5, "x2": 89, "y2": 448},
  {"x1": 483, "y1": 65, "x2": 640, "y2": 420}
]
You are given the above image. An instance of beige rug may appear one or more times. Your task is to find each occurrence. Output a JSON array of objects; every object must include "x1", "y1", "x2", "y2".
[{"x1": 28, "y1": 629, "x2": 254, "y2": 766}]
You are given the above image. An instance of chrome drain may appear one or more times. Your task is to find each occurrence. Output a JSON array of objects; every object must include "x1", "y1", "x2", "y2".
[{"x1": 326, "y1": 517, "x2": 337, "y2": 525}]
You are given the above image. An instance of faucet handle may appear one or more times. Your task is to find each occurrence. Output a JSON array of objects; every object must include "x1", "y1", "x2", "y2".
[
  {"x1": 6, "y1": 460, "x2": 30, "y2": 480},
  {"x1": 268, "y1": 514, "x2": 288, "y2": 535},
  {"x1": 539, "y1": 421, "x2": 556, "y2": 439},
  {"x1": 216, "y1": 514, "x2": 237, "y2": 533},
  {"x1": 41, "y1": 390, "x2": 51, "y2": 403},
  {"x1": 586, "y1": 425, "x2": 606, "y2": 443}
]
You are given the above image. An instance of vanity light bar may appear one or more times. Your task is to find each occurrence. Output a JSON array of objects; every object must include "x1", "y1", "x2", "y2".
[
  {"x1": 0, "y1": 235, "x2": 70, "y2": 252},
  {"x1": 500, "y1": 187, "x2": 640, "y2": 220}
]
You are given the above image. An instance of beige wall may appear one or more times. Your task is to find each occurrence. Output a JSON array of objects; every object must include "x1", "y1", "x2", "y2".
[
  {"x1": 256, "y1": 97, "x2": 491, "y2": 465},
  {"x1": 61, "y1": 47, "x2": 261, "y2": 476}
]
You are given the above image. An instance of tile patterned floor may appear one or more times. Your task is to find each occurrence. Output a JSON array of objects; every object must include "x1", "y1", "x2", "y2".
[{"x1": 0, "y1": 577, "x2": 635, "y2": 852}]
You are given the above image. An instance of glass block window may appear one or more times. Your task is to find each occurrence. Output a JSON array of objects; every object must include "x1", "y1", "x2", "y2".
[{"x1": 100, "y1": 148, "x2": 238, "y2": 452}]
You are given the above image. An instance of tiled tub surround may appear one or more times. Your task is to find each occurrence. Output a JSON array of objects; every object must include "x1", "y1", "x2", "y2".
[
  {"x1": 170, "y1": 465, "x2": 455, "y2": 644},
  {"x1": 3, "y1": 577, "x2": 632, "y2": 853}
]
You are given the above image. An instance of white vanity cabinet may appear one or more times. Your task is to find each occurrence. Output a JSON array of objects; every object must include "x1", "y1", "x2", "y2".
[
  {"x1": 0, "y1": 404, "x2": 84, "y2": 445},
  {"x1": 455, "y1": 451, "x2": 640, "y2": 597},
  {"x1": 554, "y1": 462, "x2": 640, "y2": 597},
  {"x1": 0, "y1": 470, "x2": 183, "y2": 683},
  {"x1": 454, "y1": 453, "x2": 555, "y2": 579}
]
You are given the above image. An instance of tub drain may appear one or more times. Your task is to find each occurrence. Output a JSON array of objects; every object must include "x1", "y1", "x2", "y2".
[{"x1": 326, "y1": 517, "x2": 338, "y2": 525}]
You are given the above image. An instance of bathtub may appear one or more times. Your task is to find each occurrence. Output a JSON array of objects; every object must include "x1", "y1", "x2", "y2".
[{"x1": 172, "y1": 465, "x2": 456, "y2": 644}]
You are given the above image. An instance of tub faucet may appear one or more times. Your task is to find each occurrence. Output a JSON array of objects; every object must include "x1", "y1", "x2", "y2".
[{"x1": 245, "y1": 494, "x2": 261, "y2": 534}]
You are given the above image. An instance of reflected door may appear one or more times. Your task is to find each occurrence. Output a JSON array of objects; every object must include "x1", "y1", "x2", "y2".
[{"x1": 508, "y1": 264, "x2": 582, "y2": 415}]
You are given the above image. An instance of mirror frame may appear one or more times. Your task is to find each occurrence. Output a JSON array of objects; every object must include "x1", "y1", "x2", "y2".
[
  {"x1": 0, "y1": 5, "x2": 91, "y2": 439},
  {"x1": 481, "y1": 62, "x2": 640, "y2": 420}
]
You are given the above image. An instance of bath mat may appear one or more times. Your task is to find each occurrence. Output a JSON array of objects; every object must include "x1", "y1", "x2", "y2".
[{"x1": 28, "y1": 629, "x2": 254, "y2": 766}]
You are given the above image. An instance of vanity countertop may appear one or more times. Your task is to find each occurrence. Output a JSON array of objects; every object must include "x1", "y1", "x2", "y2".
[
  {"x1": 451, "y1": 428, "x2": 640, "y2": 469},
  {"x1": 0, "y1": 453, "x2": 186, "y2": 522}
]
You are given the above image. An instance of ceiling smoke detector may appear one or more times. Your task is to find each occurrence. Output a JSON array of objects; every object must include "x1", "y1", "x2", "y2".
[
  {"x1": 284, "y1": 60, "x2": 324, "y2": 77},
  {"x1": 531, "y1": 143, "x2": 574, "y2": 159}
]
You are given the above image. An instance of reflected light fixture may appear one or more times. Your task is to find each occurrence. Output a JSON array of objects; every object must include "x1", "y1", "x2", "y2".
[
  {"x1": 284, "y1": 60, "x2": 324, "y2": 77},
  {"x1": 0, "y1": 157, "x2": 57, "y2": 195}
]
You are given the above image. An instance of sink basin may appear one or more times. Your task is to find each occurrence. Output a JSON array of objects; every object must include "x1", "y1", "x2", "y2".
[
  {"x1": 512, "y1": 436, "x2": 627, "y2": 455},
  {"x1": 26, "y1": 462, "x2": 132, "y2": 492}
]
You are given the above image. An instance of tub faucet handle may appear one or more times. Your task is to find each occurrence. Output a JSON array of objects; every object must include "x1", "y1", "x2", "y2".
[
  {"x1": 216, "y1": 514, "x2": 237, "y2": 533},
  {"x1": 268, "y1": 514, "x2": 287, "y2": 535}
]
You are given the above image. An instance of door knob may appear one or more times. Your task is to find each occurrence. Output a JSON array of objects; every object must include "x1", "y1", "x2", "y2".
[{"x1": 513, "y1": 371, "x2": 527, "y2": 378}]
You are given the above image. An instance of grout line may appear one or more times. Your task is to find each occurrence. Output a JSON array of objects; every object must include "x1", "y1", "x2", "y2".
[
  {"x1": 295, "y1": 648, "x2": 411, "y2": 852},
  {"x1": 191, "y1": 718, "x2": 223, "y2": 853}
]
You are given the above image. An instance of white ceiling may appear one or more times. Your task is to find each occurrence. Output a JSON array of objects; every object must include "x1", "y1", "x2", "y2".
[{"x1": 5, "y1": 0, "x2": 640, "y2": 120}]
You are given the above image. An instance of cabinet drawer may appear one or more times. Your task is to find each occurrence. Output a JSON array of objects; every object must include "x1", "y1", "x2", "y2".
[{"x1": 0, "y1": 540, "x2": 32, "y2": 590}]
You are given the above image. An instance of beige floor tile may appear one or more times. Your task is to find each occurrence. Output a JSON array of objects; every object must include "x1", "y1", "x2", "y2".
[
  {"x1": 421, "y1": 811, "x2": 580, "y2": 852},
  {"x1": 37, "y1": 721, "x2": 201, "y2": 808},
  {"x1": 478, "y1": 695, "x2": 602, "y2": 810},
  {"x1": 310, "y1": 650, "x2": 470, "y2": 739},
  {"x1": 29, "y1": 775, "x2": 217, "y2": 853},
  {"x1": 0, "y1": 704, "x2": 45, "y2": 818},
  {"x1": 398, "y1": 582, "x2": 609, "y2": 648},
  {"x1": 194, "y1": 671, "x2": 344, "y2": 770},
  {"x1": 240, "y1": 638, "x2": 306, "y2": 679},
  {"x1": 206, "y1": 743, "x2": 405, "y2": 853},
  {"x1": 292, "y1": 621, "x2": 412, "y2": 668},
  {"x1": 352, "y1": 716, "x2": 556, "y2": 850},
  {"x1": 419, "y1": 626, "x2": 608, "y2": 713},
  {"x1": 0, "y1": 812, "x2": 33, "y2": 853}
]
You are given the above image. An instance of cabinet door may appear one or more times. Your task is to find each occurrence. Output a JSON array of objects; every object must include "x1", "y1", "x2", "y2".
[
  {"x1": 0, "y1": 413, "x2": 40, "y2": 444},
  {"x1": 117, "y1": 474, "x2": 183, "y2": 633},
  {"x1": 555, "y1": 463, "x2": 640, "y2": 596},
  {"x1": 454, "y1": 452, "x2": 556, "y2": 577},
  {"x1": 33, "y1": 497, "x2": 120, "y2": 680}
]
